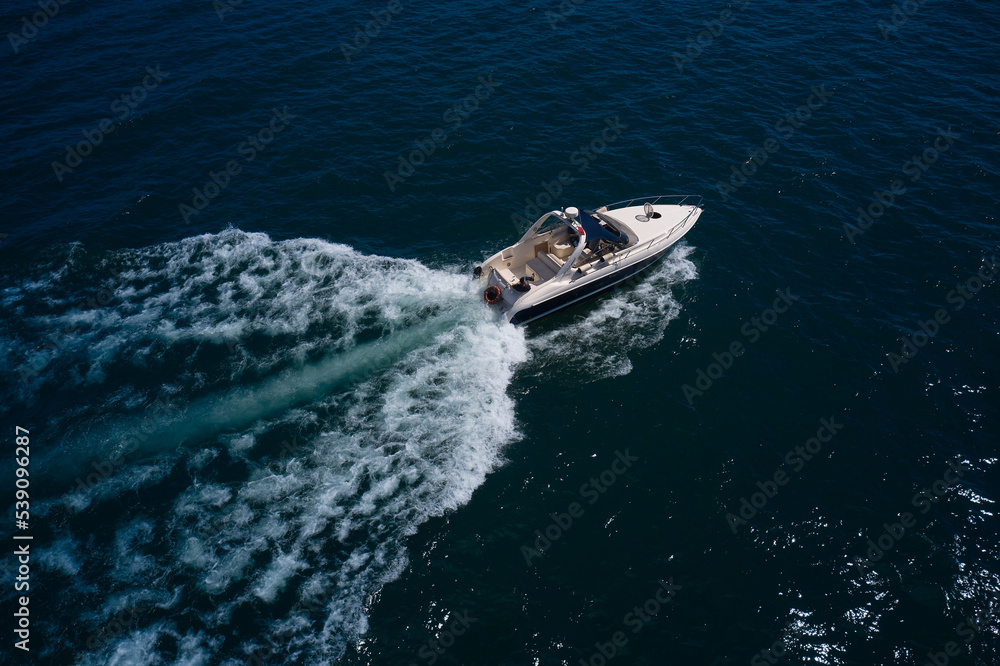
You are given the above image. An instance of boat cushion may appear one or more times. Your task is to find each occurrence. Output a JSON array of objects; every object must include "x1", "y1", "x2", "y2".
[
  {"x1": 537, "y1": 252, "x2": 562, "y2": 271},
  {"x1": 525, "y1": 257, "x2": 557, "y2": 282}
]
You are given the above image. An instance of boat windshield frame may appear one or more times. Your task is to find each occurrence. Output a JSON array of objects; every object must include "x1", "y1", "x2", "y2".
[
  {"x1": 517, "y1": 210, "x2": 583, "y2": 244},
  {"x1": 514, "y1": 210, "x2": 589, "y2": 281}
]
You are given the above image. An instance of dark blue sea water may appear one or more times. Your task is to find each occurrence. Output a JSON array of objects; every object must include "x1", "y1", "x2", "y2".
[{"x1": 2, "y1": 0, "x2": 1000, "y2": 664}]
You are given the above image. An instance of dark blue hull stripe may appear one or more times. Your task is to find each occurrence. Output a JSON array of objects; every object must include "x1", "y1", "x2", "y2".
[{"x1": 509, "y1": 250, "x2": 668, "y2": 325}]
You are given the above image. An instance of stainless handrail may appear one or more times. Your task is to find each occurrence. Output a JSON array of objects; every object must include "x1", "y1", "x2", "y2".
[
  {"x1": 608, "y1": 195, "x2": 703, "y2": 263},
  {"x1": 603, "y1": 194, "x2": 703, "y2": 211}
]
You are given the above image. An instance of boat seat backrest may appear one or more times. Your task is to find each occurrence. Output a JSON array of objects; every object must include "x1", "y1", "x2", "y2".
[
  {"x1": 525, "y1": 257, "x2": 557, "y2": 282},
  {"x1": 537, "y1": 252, "x2": 562, "y2": 272}
]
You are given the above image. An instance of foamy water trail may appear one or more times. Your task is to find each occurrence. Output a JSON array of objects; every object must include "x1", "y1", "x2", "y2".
[
  {"x1": 0, "y1": 231, "x2": 696, "y2": 664},
  {"x1": 0, "y1": 231, "x2": 526, "y2": 664},
  {"x1": 526, "y1": 243, "x2": 698, "y2": 381}
]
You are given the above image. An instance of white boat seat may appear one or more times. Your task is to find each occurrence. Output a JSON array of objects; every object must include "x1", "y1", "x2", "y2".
[
  {"x1": 498, "y1": 267, "x2": 517, "y2": 285},
  {"x1": 551, "y1": 240, "x2": 574, "y2": 259},
  {"x1": 538, "y1": 252, "x2": 563, "y2": 270},
  {"x1": 525, "y1": 257, "x2": 557, "y2": 282}
]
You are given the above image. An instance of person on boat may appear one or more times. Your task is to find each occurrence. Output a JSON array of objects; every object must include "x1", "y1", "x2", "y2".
[{"x1": 512, "y1": 276, "x2": 533, "y2": 292}]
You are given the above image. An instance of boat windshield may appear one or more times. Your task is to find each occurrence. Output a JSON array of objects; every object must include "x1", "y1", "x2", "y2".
[{"x1": 534, "y1": 215, "x2": 564, "y2": 236}]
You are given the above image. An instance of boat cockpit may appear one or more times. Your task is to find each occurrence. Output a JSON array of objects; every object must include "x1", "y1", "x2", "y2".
[{"x1": 477, "y1": 208, "x2": 637, "y2": 293}]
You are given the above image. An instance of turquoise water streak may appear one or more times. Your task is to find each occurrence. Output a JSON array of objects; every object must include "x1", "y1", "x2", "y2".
[{"x1": 1, "y1": 0, "x2": 999, "y2": 664}]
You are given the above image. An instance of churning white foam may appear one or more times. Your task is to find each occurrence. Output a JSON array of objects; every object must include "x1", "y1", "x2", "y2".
[
  {"x1": 3, "y1": 230, "x2": 696, "y2": 664},
  {"x1": 5, "y1": 230, "x2": 528, "y2": 664},
  {"x1": 527, "y1": 243, "x2": 698, "y2": 381}
]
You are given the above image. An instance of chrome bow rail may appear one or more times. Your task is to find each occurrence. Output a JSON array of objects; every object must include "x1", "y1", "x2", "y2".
[
  {"x1": 603, "y1": 194, "x2": 704, "y2": 264},
  {"x1": 603, "y1": 194, "x2": 703, "y2": 211}
]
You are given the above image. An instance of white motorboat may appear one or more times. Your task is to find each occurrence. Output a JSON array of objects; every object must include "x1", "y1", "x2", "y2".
[{"x1": 474, "y1": 195, "x2": 703, "y2": 325}]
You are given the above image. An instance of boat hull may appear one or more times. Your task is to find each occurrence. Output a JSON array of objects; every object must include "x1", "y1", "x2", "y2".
[
  {"x1": 477, "y1": 196, "x2": 702, "y2": 325},
  {"x1": 506, "y1": 247, "x2": 669, "y2": 325}
]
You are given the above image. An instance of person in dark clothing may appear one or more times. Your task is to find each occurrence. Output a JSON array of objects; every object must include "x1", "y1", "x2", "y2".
[{"x1": 512, "y1": 276, "x2": 533, "y2": 292}]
